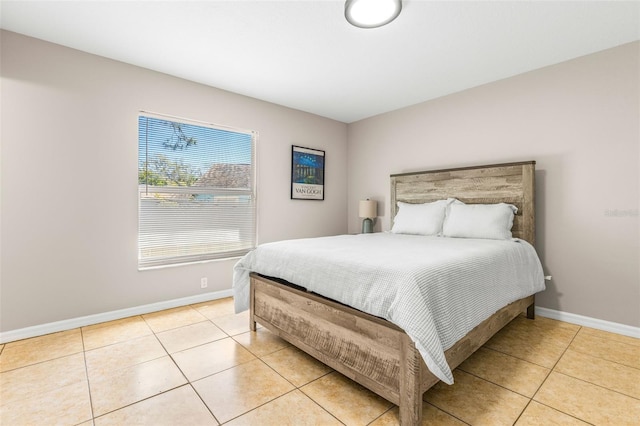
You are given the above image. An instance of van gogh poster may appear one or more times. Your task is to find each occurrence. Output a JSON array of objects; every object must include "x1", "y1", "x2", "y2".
[{"x1": 291, "y1": 145, "x2": 325, "y2": 200}]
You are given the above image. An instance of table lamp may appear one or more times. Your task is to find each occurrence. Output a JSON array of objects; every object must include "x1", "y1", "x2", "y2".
[{"x1": 359, "y1": 199, "x2": 377, "y2": 233}]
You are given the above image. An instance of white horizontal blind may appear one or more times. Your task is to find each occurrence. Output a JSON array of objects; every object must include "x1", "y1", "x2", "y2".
[{"x1": 138, "y1": 112, "x2": 256, "y2": 269}]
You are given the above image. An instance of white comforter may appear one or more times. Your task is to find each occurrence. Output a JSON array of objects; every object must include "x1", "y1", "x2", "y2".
[{"x1": 233, "y1": 233, "x2": 545, "y2": 384}]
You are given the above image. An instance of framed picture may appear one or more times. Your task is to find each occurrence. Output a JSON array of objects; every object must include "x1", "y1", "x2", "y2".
[{"x1": 291, "y1": 145, "x2": 325, "y2": 200}]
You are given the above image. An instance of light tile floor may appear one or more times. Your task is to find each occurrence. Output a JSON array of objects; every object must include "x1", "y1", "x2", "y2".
[{"x1": 1, "y1": 297, "x2": 638, "y2": 425}]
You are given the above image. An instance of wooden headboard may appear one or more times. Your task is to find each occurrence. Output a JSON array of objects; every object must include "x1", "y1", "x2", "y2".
[{"x1": 390, "y1": 161, "x2": 536, "y2": 245}]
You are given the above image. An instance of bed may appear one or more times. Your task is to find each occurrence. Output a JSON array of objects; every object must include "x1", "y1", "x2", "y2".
[{"x1": 233, "y1": 161, "x2": 543, "y2": 425}]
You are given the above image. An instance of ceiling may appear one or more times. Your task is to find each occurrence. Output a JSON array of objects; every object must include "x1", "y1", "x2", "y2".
[{"x1": 1, "y1": 1, "x2": 639, "y2": 123}]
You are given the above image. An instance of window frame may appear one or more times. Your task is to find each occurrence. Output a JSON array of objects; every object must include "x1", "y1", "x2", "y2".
[{"x1": 137, "y1": 111, "x2": 258, "y2": 270}]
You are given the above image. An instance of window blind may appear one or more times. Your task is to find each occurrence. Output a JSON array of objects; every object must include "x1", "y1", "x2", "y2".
[{"x1": 138, "y1": 112, "x2": 257, "y2": 269}]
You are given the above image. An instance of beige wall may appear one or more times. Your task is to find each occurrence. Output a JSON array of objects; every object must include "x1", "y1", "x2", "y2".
[
  {"x1": 347, "y1": 42, "x2": 639, "y2": 327},
  {"x1": 2, "y1": 30, "x2": 638, "y2": 334},
  {"x1": 0, "y1": 31, "x2": 348, "y2": 332}
]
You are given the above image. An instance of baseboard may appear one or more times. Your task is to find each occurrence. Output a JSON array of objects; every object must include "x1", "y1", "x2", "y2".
[
  {"x1": 536, "y1": 307, "x2": 640, "y2": 339},
  {"x1": 0, "y1": 289, "x2": 234, "y2": 344},
  {"x1": 3, "y1": 296, "x2": 638, "y2": 344}
]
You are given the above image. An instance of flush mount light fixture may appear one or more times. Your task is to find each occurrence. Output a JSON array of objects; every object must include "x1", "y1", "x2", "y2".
[{"x1": 345, "y1": 0, "x2": 402, "y2": 28}]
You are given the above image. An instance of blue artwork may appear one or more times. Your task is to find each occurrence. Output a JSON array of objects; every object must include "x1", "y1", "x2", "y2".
[{"x1": 291, "y1": 146, "x2": 325, "y2": 200}]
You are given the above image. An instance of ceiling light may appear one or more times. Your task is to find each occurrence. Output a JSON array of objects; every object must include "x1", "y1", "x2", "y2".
[{"x1": 345, "y1": 0, "x2": 402, "y2": 28}]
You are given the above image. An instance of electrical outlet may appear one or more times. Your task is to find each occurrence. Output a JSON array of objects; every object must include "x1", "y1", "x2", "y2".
[{"x1": 200, "y1": 277, "x2": 208, "y2": 289}]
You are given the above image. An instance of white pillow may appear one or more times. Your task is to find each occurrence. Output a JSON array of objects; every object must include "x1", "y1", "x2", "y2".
[
  {"x1": 442, "y1": 203, "x2": 517, "y2": 240},
  {"x1": 391, "y1": 199, "x2": 452, "y2": 236}
]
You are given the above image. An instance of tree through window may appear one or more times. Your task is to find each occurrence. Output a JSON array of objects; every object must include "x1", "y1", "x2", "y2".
[{"x1": 138, "y1": 113, "x2": 257, "y2": 268}]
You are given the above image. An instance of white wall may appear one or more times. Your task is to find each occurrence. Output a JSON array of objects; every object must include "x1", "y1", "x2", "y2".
[
  {"x1": 0, "y1": 31, "x2": 348, "y2": 332},
  {"x1": 347, "y1": 42, "x2": 639, "y2": 327}
]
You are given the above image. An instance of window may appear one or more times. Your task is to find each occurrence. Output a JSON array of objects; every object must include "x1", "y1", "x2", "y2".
[{"x1": 138, "y1": 112, "x2": 257, "y2": 269}]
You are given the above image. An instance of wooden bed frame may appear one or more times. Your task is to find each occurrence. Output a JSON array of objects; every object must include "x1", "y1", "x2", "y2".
[{"x1": 249, "y1": 161, "x2": 537, "y2": 425}]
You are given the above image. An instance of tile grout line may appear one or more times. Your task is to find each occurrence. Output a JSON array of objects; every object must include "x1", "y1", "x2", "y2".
[
  {"x1": 431, "y1": 366, "x2": 545, "y2": 425},
  {"x1": 452, "y1": 317, "x2": 579, "y2": 425},
  {"x1": 547, "y1": 327, "x2": 640, "y2": 401},
  {"x1": 255, "y1": 350, "x2": 340, "y2": 423},
  {"x1": 530, "y1": 325, "x2": 581, "y2": 396},
  {"x1": 551, "y1": 370, "x2": 640, "y2": 402},
  {"x1": 91, "y1": 385, "x2": 198, "y2": 422},
  {"x1": 215, "y1": 388, "x2": 298, "y2": 425},
  {"x1": 79, "y1": 327, "x2": 96, "y2": 425},
  {"x1": 89, "y1": 313, "x2": 231, "y2": 422},
  {"x1": 511, "y1": 398, "x2": 536, "y2": 425},
  {"x1": 188, "y1": 382, "x2": 222, "y2": 425},
  {"x1": 514, "y1": 325, "x2": 594, "y2": 425},
  {"x1": 479, "y1": 345, "x2": 554, "y2": 370},
  {"x1": 0, "y1": 329, "x2": 86, "y2": 373},
  {"x1": 452, "y1": 342, "x2": 553, "y2": 424},
  {"x1": 455, "y1": 345, "x2": 554, "y2": 399},
  {"x1": 256, "y1": 344, "x2": 370, "y2": 424},
  {"x1": 419, "y1": 393, "x2": 471, "y2": 425},
  {"x1": 454, "y1": 366, "x2": 545, "y2": 401},
  {"x1": 527, "y1": 400, "x2": 597, "y2": 425},
  {"x1": 164, "y1": 322, "x2": 342, "y2": 426},
  {"x1": 153, "y1": 325, "x2": 223, "y2": 425},
  {"x1": 151, "y1": 312, "x2": 303, "y2": 424},
  {"x1": 87, "y1": 317, "x2": 216, "y2": 423},
  {"x1": 218, "y1": 338, "x2": 342, "y2": 424},
  {"x1": 566, "y1": 331, "x2": 640, "y2": 372},
  {"x1": 295, "y1": 374, "x2": 353, "y2": 426},
  {"x1": 7, "y1": 299, "x2": 639, "y2": 425}
]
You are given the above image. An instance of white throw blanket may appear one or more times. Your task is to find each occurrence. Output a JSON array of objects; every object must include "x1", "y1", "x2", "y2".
[{"x1": 233, "y1": 233, "x2": 545, "y2": 384}]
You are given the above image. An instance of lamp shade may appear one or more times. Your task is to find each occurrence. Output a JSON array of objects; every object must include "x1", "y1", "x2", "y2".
[{"x1": 359, "y1": 199, "x2": 377, "y2": 218}]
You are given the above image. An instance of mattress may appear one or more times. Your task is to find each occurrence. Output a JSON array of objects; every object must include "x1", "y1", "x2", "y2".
[{"x1": 233, "y1": 232, "x2": 545, "y2": 384}]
